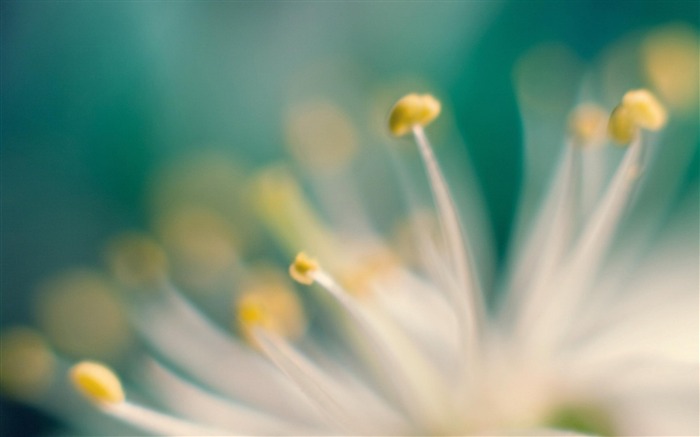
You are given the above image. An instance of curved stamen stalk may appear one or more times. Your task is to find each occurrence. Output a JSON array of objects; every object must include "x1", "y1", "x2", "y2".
[
  {"x1": 291, "y1": 253, "x2": 448, "y2": 432},
  {"x1": 388, "y1": 93, "x2": 486, "y2": 399},
  {"x1": 70, "y1": 361, "x2": 230, "y2": 436}
]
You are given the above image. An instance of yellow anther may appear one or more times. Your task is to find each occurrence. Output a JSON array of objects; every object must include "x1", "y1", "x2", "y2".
[
  {"x1": 608, "y1": 89, "x2": 667, "y2": 144},
  {"x1": 157, "y1": 207, "x2": 237, "y2": 292},
  {"x1": 388, "y1": 93, "x2": 441, "y2": 137},
  {"x1": 289, "y1": 252, "x2": 319, "y2": 285},
  {"x1": 236, "y1": 281, "x2": 306, "y2": 343},
  {"x1": 35, "y1": 270, "x2": 131, "y2": 361},
  {"x1": 106, "y1": 233, "x2": 168, "y2": 289},
  {"x1": 621, "y1": 89, "x2": 667, "y2": 131},
  {"x1": 568, "y1": 104, "x2": 608, "y2": 146},
  {"x1": 608, "y1": 104, "x2": 636, "y2": 145},
  {"x1": 0, "y1": 327, "x2": 55, "y2": 399},
  {"x1": 643, "y1": 25, "x2": 699, "y2": 109},
  {"x1": 339, "y1": 248, "x2": 399, "y2": 296},
  {"x1": 70, "y1": 361, "x2": 124, "y2": 406}
]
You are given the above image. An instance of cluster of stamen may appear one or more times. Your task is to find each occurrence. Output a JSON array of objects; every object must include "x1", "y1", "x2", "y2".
[{"x1": 0, "y1": 85, "x2": 673, "y2": 437}]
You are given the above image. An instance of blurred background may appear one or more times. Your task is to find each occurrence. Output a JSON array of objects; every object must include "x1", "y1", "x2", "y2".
[{"x1": 1, "y1": 1, "x2": 698, "y2": 436}]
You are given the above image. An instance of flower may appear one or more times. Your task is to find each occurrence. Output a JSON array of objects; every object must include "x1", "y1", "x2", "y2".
[{"x1": 1, "y1": 31, "x2": 698, "y2": 437}]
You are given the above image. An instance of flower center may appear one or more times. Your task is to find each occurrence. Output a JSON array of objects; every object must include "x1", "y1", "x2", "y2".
[{"x1": 546, "y1": 402, "x2": 616, "y2": 436}]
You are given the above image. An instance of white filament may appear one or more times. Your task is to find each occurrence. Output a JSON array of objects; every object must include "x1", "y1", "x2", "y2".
[
  {"x1": 311, "y1": 268, "x2": 449, "y2": 432},
  {"x1": 506, "y1": 142, "x2": 578, "y2": 338},
  {"x1": 131, "y1": 287, "x2": 327, "y2": 426},
  {"x1": 105, "y1": 401, "x2": 229, "y2": 436},
  {"x1": 143, "y1": 358, "x2": 324, "y2": 435},
  {"x1": 530, "y1": 137, "x2": 646, "y2": 350},
  {"x1": 411, "y1": 125, "x2": 485, "y2": 389}
]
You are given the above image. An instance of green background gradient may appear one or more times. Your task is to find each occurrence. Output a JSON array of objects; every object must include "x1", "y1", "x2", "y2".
[{"x1": 1, "y1": 1, "x2": 698, "y2": 435}]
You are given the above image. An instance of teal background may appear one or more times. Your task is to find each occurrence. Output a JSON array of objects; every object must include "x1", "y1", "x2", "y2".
[{"x1": 1, "y1": 1, "x2": 698, "y2": 435}]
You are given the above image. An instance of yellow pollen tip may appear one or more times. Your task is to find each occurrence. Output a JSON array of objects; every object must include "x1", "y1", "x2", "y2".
[
  {"x1": 69, "y1": 361, "x2": 125, "y2": 406},
  {"x1": 388, "y1": 93, "x2": 441, "y2": 137},
  {"x1": 608, "y1": 89, "x2": 667, "y2": 144},
  {"x1": 238, "y1": 302, "x2": 266, "y2": 327},
  {"x1": 236, "y1": 281, "x2": 306, "y2": 344},
  {"x1": 289, "y1": 252, "x2": 318, "y2": 285},
  {"x1": 621, "y1": 89, "x2": 667, "y2": 131},
  {"x1": 568, "y1": 104, "x2": 607, "y2": 146},
  {"x1": 608, "y1": 104, "x2": 636, "y2": 145}
]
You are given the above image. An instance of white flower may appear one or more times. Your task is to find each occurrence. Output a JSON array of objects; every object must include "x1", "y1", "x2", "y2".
[{"x1": 1, "y1": 36, "x2": 698, "y2": 437}]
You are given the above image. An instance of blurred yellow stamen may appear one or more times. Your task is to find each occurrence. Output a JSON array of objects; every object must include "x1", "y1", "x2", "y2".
[
  {"x1": 106, "y1": 233, "x2": 168, "y2": 289},
  {"x1": 568, "y1": 104, "x2": 608, "y2": 146},
  {"x1": 608, "y1": 89, "x2": 667, "y2": 144},
  {"x1": 621, "y1": 89, "x2": 667, "y2": 131},
  {"x1": 608, "y1": 104, "x2": 637, "y2": 145},
  {"x1": 643, "y1": 25, "x2": 699, "y2": 110},
  {"x1": 236, "y1": 281, "x2": 306, "y2": 343},
  {"x1": 285, "y1": 100, "x2": 359, "y2": 170},
  {"x1": 35, "y1": 270, "x2": 131, "y2": 361},
  {"x1": 388, "y1": 93, "x2": 441, "y2": 137},
  {"x1": 339, "y1": 248, "x2": 399, "y2": 296},
  {"x1": 0, "y1": 327, "x2": 55, "y2": 399},
  {"x1": 156, "y1": 207, "x2": 237, "y2": 292},
  {"x1": 289, "y1": 252, "x2": 319, "y2": 285},
  {"x1": 70, "y1": 361, "x2": 125, "y2": 406}
]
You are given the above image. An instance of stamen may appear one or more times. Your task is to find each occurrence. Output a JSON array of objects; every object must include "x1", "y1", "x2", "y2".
[
  {"x1": 569, "y1": 90, "x2": 666, "y2": 276},
  {"x1": 291, "y1": 254, "x2": 448, "y2": 431},
  {"x1": 608, "y1": 89, "x2": 667, "y2": 144},
  {"x1": 236, "y1": 281, "x2": 307, "y2": 345},
  {"x1": 253, "y1": 166, "x2": 337, "y2": 258},
  {"x1": 410, "y1": 122, "x2": 484, "y2": 346},
  {"x1": 564, "y1": 136, "x2": 644, "y2": 288},
  {"x1": 568, "y1": 104, "x2": 608, "y2": 147},
  {"x1": 621, "y1": 89, "x2": 667, "y2": 131},
  {"x1": 506, "y1": 143, "x2": 578, "y2": 335},
  {"x1": 70, "y1": 361, "x2": 228, "y2": 435},
  {"x1": 251, "y1": 328, "x2": 360, "y2": 433},
  {"x1": 508, "y1": 103, "x2": 610, "y2": 330},
  {"x1": 388, "y1": 93, "x2": 441, "y2": 137},
  {"x1": 108, "y1": 402, "x2": 229, "y2": 436},
  {"x1": 289, "y1": 252, "x2": 319, "y2": 285},
  {"x1": 70, "y1": 361, "x2": 125, "y2": 406},
  {"x1": 144, "y1": 358, "x2": 323, "y2": 436},
  {"x1": 608, "y1": 104, "x2": 636, "y2": 145},
  {"x1": 131, "y1": 288, "x2": 326, "y2": 425},
  {"x1": 531, "y1": 92, "x2": 667, "y2": 349}
]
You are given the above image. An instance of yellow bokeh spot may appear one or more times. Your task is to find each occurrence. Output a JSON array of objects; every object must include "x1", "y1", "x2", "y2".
[
  {"x1": 106, "y1": 233, "x2": 168, "y2": 290},
  {"x1": 643, "y1": 24, "x2": 699, "y2": 110},
  {"x1": 388, "y1": 93, "x2": 441, "y2": 137},
  {"x1": 289, "y1": 252, "x2": 319, "y2": 285},
  {"x1": 35, "y1": 270, "x2": 131, "y2": 361},
  {"x1": 285, "y1": 100, "x2": 359, "y2": 170},
  {"x1": 621, "y1": 89, "x2": 667, "y2": 131},
  {"x1": 0, "y1": 327, "x2": 55, "y2": 399},
  {"x1": 339, "y1": 247, "x2": 399, "y2": 297},
  {"x1": 156, "y1": 207, "x2": 237, "y2": 292},
  {"x1": 70, "y1": 361, "x2": 124, "y2": 405},
  {"x1": 568, "y1": 104, "x2": 608, "y2": 146},
  {"x1": 236, "y1": 278, "x2": 306, "y2": 344}
]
